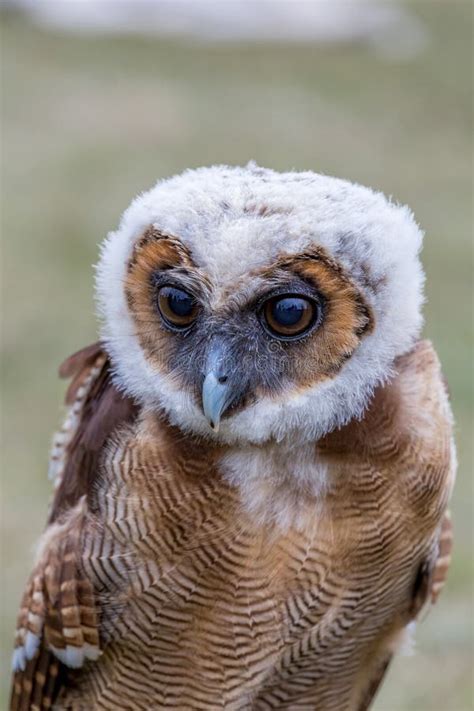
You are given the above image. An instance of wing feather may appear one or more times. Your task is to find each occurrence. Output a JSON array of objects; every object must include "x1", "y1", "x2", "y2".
[
  {"x1": 10, "y1": 343, "x2": 137, "y2": 711},
  {"x1": 357, "y1": 511, "x2": 453, "y2": 710},
  {"x1": 356, "y1": 340, "x2": 455, "y2": 710}
]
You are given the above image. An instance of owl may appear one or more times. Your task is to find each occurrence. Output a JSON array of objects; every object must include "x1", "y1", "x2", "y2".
[{"x1": 11, "y1": 164, "x2": 455, "y2": 711}]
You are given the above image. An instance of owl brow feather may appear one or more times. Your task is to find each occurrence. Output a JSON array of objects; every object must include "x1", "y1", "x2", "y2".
[
  {"x1": 128, "y1": 226, "x2": 193, "y2": 266},
  {"x1": 149, "y1": 268, "x2": 212, "y2": 301},
  {"x1": 256, "y1": 245, "x2": 347, "y2": 280}
]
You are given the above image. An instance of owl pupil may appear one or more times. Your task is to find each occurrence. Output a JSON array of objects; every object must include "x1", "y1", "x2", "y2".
[
  {"x1": 272, "y1": 298, "x2": 307, "y2": 326},
  {"x1": 167, "y1": 288, "x2": 194, "y2": 316}
]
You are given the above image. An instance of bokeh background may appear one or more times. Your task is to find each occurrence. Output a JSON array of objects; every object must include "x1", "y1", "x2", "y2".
[{"x1": 1, "y1": 1, "x2": 472, "y2": 708}]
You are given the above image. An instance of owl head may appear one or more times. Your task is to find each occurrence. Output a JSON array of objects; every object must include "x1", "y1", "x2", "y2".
[{"x1": 96, "y1": 164, "x2": 424, "y2": 445}]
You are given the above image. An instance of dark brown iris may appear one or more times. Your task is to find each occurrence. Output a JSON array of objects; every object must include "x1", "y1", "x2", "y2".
[
  {"x1": 263, "y1": 295, "x2": 317, "y2": 338},
  {"x1": 157, "y1": 286, "x2": 199, "y2": 329}
]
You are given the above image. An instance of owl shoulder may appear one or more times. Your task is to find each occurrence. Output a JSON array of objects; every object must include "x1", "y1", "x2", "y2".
[
  {"x1": 47, "y1": 341, "x2": 139, "y2": 522},
  {"x1": 391, "y1": 339, "x2": 456, "y2": 518},
  {"x1": 321, "y1": 339, "x2": 456, "y2": 518}
]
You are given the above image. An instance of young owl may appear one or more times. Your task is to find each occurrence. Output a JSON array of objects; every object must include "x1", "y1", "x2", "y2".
[{"x1": 11, "y1": 164, "x2": 455, "y2": 710}]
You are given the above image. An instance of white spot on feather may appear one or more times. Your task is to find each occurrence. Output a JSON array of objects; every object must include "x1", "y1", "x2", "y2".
[
  {"x1": 24, "y1": 630, "x2": 40, "y2": 660},
  {"x1": 50, "y1": 641, "x2": 101, "y2": 668},
  {"x1": 12, "y1": 647, "x2": 26, "y2": 672}
]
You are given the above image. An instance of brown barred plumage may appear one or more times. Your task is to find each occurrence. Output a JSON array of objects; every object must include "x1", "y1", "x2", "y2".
[{"x1": 11, "y1": 339, "x2": 454, "y2": 710}]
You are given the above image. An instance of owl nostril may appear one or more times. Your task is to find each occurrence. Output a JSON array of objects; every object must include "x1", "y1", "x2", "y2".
[{"x1": 218, "y1": 375, "x2": 228, "y2": 384}]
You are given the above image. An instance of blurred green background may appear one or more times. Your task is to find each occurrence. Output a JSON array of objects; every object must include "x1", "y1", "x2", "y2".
[{"x1": 1, "y1": 2, "x2": 472, "y2": 709}]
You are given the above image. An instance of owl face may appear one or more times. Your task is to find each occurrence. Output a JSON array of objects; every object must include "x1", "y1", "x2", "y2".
[{"x1": 97, "y1": 164, "x2": 424, "y2": 444}]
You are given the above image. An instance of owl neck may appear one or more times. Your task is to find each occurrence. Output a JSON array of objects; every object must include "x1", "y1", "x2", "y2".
[
  {"x1": 214, "y1": 375, "x2": 403, "y2": 529},
  {"x1": 218, "y1": 437, "x2": 330, "y2": 530}
]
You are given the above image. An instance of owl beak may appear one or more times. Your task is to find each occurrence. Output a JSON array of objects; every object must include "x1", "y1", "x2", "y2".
[
  {"x1": 202, "y1": 371, "x2": 232, "y2": 432},
  {"x1": 201, "y1": 340, "x2": 238, "y2": 432}
]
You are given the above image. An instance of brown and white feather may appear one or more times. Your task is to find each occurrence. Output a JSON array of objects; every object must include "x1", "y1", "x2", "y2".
[{"x1": 11, "y1": 340, "x2": 455, "y2": 710}]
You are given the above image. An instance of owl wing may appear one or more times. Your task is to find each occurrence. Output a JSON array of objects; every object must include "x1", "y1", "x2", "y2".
[
  {"x1": 356, "y1": 340, "x2": 455, "y2": 711},
  {"x1": 10, "y1": 343, "x2": 138, "y2": 711},
  {"x1": 356, "y1": 512, "x2": 453, "y2": 711}
]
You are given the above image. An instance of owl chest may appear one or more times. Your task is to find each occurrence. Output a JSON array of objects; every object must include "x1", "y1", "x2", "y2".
[{"x1": 86, "y1": 456, "x2": 419, "y2": 707}]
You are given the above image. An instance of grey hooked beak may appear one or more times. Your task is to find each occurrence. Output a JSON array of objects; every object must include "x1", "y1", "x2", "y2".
[
  {"x1": 202, "y1": 372, "x2": 232, "y2": 432},
  {"x1": 201, "y1": 339, "x2": 242, "y2": 432}
]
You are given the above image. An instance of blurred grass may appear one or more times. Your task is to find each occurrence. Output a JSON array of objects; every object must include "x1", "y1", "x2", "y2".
[{"x1": 1, "y1": 3, "x2": 472, "y2": 709}]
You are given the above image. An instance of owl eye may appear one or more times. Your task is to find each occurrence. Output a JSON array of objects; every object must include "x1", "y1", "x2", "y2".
[
  {"x1": 262, "y1": 294, "x2": 319, "y2": 338},
  {"x1": 157, "y1": 285, "x2": 199, "y2": 329}
]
